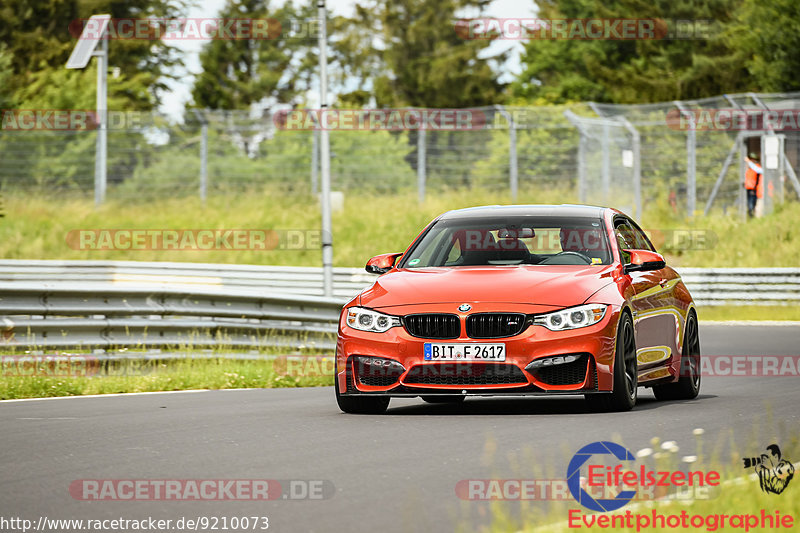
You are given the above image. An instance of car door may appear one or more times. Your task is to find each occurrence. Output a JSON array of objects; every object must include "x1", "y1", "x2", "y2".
[
  {"x1": 627, "y1": 219, "x2": 683, "y2": 370},
  {"x1": 614, "y1": 218, "x2": 671, "y2": 375}
]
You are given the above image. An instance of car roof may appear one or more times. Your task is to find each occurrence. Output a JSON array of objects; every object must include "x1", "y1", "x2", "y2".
[{"x1": 438, "y1": 204, "x2": 612, "y2": 220}]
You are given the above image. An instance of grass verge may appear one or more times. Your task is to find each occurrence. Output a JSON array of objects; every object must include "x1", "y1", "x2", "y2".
[
  {"x1": 0, "y1": 355, "x2": 334, "y2": 400},
  {"x1": 697, "y1": 305, "x2": 800, "y2": 322},
  {"x1": 2, "y1": 188, "x2": 799, "y2": 267}
]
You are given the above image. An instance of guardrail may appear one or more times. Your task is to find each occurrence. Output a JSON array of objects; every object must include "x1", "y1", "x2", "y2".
[
  {"x1": 0, "y1": 259, "x2": 377, "y2": 298},
  {"x1": 0, "y1": 280, "x2": 346, "y2": 351},
  {"x1": 679, "y1": 268, "x2": 800, "y2": 306},
  {"x1": 0, "y1": 261, "x2": 797, "y2": 353},
  {"x1": 0, "y1": 260, "x2": 365, "y2": 352}
]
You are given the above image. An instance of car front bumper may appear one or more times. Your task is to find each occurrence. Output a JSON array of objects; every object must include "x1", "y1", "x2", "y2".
[{"x1": 336, "y1": 304, "x2": 620, "y2": 396}]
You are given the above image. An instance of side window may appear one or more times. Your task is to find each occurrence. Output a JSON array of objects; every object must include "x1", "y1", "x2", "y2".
[
  {"x1": 628, "y1": 220, "x2": 655, "y2": 252},
  {"x1": 614, "y1": 221, "x2": 635, "y2": 264},
  {"x1": 414, "y1": 229, "x2": 450, "y2": 266},
  {"x1": 445, "y1": 237, "x2": 462, "y2": 264}
]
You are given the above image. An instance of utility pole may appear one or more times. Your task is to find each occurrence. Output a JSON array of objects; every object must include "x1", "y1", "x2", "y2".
[
  {"x1": 94, "y1": 35, "x2": 108, "y2": 206},
  {"x1": 318, "y1": 1, "x2": 333, "y2": 297},
  {"x1": 66, "y1": 15, "x2": 110, "y2": 206}
]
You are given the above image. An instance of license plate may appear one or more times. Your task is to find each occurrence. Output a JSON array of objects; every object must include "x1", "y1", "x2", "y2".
[{"x1": 423, "y1": 343, "x2": 506, "y2": 361}]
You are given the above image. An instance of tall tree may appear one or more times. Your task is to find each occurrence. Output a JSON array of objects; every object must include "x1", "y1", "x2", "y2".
[
  {"x1": 190, "y1": 0, "x2": 317, "y2": 110},
  {"x1": 342, "y1": 0, "x2": 506, "y2": 108},
  {"x1": 0, "y1": 0, "x2": 188, "y2": 110},
  {"x1": 0, "y1": 43, "x2": 15, "y2": 109},
  {"x1": 512, "y1": 0, "x2": 749, "y2": 103},
  {"x1": 724, "y1": 0, "x2": 800, "y2": 93}
]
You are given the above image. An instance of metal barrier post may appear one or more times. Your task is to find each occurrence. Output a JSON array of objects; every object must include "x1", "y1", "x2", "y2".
[
  {"x1": 200, "y1": 122, "x2": 208, "y2": 202},
  {"x1": 417, "y1": 129, "x2": 426, "y2": 203}
]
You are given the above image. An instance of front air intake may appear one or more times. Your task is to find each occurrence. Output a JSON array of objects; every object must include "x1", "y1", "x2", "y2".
[
  {"x1": 403, "y1": 314, "x2": 460, "y2": 339},
  {"x1": 466, "y1": 313, "x2": 527, "y2": 338}
]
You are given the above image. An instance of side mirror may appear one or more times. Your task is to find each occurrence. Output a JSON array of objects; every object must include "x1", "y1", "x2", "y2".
[
  {"x1": 365, "y1": 252, "x2": 403, "y2": 275},
  {"x1": 623, "y1": 249, "x2": 666, "y2": 274}
]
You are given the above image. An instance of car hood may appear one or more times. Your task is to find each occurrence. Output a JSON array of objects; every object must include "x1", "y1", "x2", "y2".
[{"x1": 360, "y1": 265, "x2": 616, "y2": 309}]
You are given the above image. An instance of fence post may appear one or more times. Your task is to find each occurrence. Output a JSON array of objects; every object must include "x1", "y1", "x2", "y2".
[
  {"x1": 563, "y1": 110, "x2": 587, "y2": 204},
  {"x1": 509, "y1": 114, "x2": 518, "y2": 202},
  {"x1": 417, "y1": 128, "x2": 426, "y2": 203},
  {"x1": 674, "y1": 102, "x2": 697, "y2": 218},
  {"x1": 761, "y1": 133, "x2": 785, "y2": 216},
  {"x1": 621, "y1": 118, "x2": 642, "y2": 219},
  {"x1": 704, "y1": 134, "x2": 741, "y2": 216},
  {"x1": 496, "y1": 106, "x2": 518, "y2": 202},
  {"x1": 578, "y1": 131, "x2": 587, "y2": 203},
  {"x1": 311, "y1": 128, "x2": 319, "y2": 196},
  {"x1": 687, "y1": 124, "x2": 696, "y2": 218},
  {"x1": 739, "y1": 141, "x2": 747, "y2": 220},
  {"x1": 783, "y1": 153, "x2": 800, "y2": 199},
  {"x1": 633, "y1": 128, "x2": 642, "y2": 219},
  {"x1": 200, "y1": 122, "x2": 208, "y2": 202},
  {"x1": 601, "y1": 123, "x2": 610, "y2": 201}
]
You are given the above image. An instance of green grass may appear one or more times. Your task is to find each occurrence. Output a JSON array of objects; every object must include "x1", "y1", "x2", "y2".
[
  {"x1": 2, "y1": 187, "x2": 799, "y2": 267},
  {"x1": 0, "y1": 356, "x2": 334, "y2": 400},
  {"x1": 697, "y1": 305, "x2": 800, "y2": 322}
]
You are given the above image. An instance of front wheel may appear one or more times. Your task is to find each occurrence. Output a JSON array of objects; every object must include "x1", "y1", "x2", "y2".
[
  {"x1": 335, "y1": 365, "x2": 390, "y2": 414},
  {"x1": 589, "y1": 311, "x2": 637, "y2": 412},
  {"x1": 653, "y1": 311, "x2": 701, "y2": 401}
]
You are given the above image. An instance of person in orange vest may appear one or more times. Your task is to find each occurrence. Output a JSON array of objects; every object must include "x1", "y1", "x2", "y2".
[{"x1": 744, "y1": 152, "x2": 763, "y2": 218}]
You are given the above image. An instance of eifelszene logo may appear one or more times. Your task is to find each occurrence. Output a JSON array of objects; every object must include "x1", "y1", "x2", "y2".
[
  {"x1": 566, "y1": 441, "x2": 720, "y2": 512},
  {"x1": 742, "y1": 444, "x2": 795, "y2": 495},
  {"x1": 567, "y1": 441, "x2": 637, "y2": 512}
]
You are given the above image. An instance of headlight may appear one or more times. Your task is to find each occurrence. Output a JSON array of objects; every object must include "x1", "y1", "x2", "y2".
[
  {"x1": 532, "y1": 304, "x2": 607, "y2": 331},
  {"x1": 346, "y1": 307, "x2": 401, "y2": 333}
]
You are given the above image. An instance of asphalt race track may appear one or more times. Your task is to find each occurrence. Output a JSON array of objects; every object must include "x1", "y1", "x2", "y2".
[{"x1": 1, "y1": 325, "x2": 798, "y2": 532}]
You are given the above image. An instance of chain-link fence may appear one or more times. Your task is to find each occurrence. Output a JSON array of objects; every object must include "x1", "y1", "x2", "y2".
[{"x1": 2, "y1": 92, "x2": 799, "y2": 218}]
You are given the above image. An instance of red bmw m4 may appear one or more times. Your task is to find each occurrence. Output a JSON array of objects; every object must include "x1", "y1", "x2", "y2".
[{"x1": 335, "y1": 205, "x2": 700, "y2": 414}]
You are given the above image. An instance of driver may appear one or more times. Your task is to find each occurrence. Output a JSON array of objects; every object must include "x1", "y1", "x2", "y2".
[{"x1": 559, "y1": 227, "x2": 606, "y2": 264}]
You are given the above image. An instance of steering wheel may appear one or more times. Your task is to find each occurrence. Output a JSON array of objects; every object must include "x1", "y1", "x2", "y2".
[{"x1": 540, "y1": 251, "x2": 593, "y2": 265}]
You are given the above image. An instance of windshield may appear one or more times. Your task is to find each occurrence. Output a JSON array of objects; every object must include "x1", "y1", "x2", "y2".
[{"x1": 399, "y1": 215, "x2": 612, "y2": 268}]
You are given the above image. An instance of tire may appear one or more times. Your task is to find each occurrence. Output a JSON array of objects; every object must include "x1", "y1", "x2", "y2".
[
  {"x1": 334, "y1": 362, "x2": 390, "y2": 414},
  {"x1": 591, "y1": 311, "x2": 637, "y2": 412},
  {"x1": 653, "y1": 311, "x2": 701, "y2": 401},
  {"x1": 421, "y1": 395, "x2": 466, "y2": 404}
]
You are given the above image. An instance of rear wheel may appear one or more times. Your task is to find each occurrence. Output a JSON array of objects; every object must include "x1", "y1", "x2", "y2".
[
  {"x1": 591, "y1": 312, "x2": 637, "y2": 412},
  {"x1": 653, "y1": 311, "x2": 701, "y2": 401},
  {"x1": 421, "y1": 395, "x2": 465, "y2": 404},
  {"x1": 334, "y1": 363, "x2": 390, "y2": 414}
]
